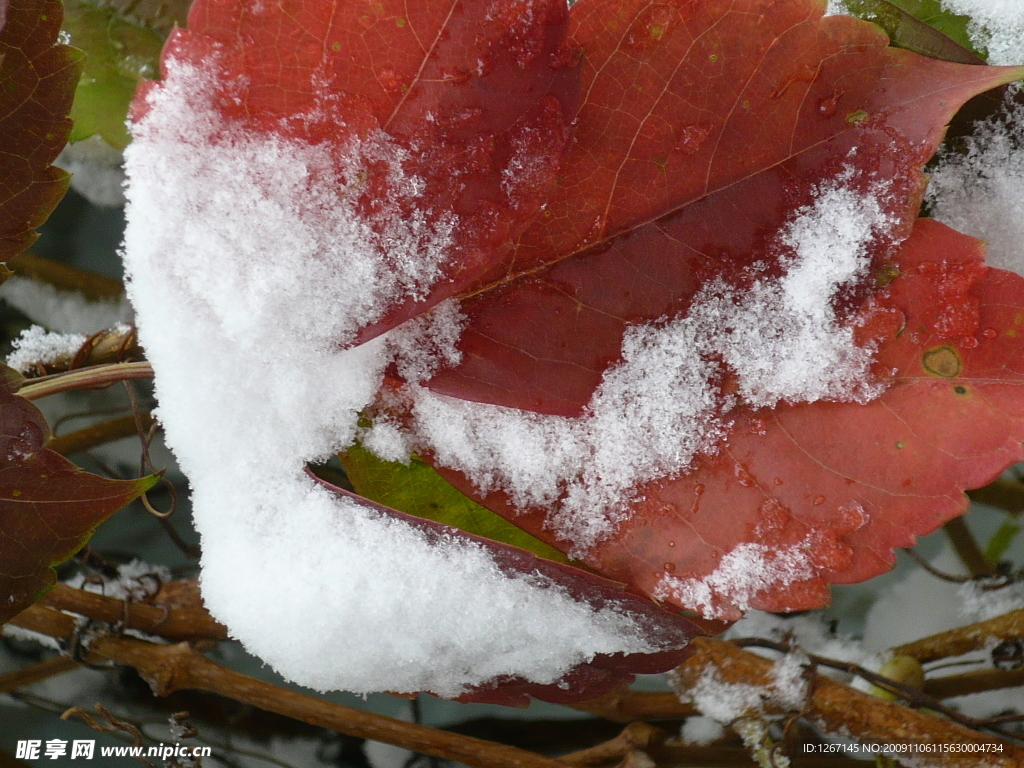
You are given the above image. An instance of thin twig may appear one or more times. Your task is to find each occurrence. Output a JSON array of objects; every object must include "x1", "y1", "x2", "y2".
[
  {"x1": 18, "y1": 362, "x2": 154, "y2": 400},
  {"x1": 6, "y1": 252, "x2": 125, "y2": 300},
  {"x1": 730, "y1": 638, "x2": 1019, "y2": 739},
  {"x1": 943, "y1": 518, "x2": 998, "y2": 577},
  {"x1": 672, "y1": 637, "x2": 1022, "y2": 768},
  {"x1": 569, "y1": 689, "x2": 697, "y2": 723},
  {"x1": 85, "y1": 635, "x2": 572, "y2": 768},
  {"x1": 969, "y1": 478, "x2": 1024, "y2": 516},
  {"x1": 923, "y1": 667, "x2": 1024, "y2": 699},
  {"x1": 900, "y1": 548, "x2": 974, "y2": 583},
  {"x1": 894, "y1": 609, "x2": 1024, "y2": 663},
  {"x1": 22, "y1": 583, "x2": 228, "y2": 642},
  {"x1": 47, "y1": 414, "x2": 155, "y2": 456},
  {"x1": 0, "y1": 656, "x2": 79, "y2": 694}
]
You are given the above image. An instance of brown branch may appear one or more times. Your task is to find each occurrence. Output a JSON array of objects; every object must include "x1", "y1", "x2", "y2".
[
  {"x1": 36, "y1": 583, "x2": 227, "y2": 642},
  {"x1": 570, "y1": 689, "x2": 696, "y2": 723},
  {"x1": 47, "y1": 413, "x2": 155, "y2": 456},
  {"x1": 968, "y1": 478, "x2": 1024, "y2": 516},
  {"x1": 5, "y1": 252, "x2": 124, "y2": 301},
  {"x1": 672, "y1": 637, "x2": 1022, "y2": 768},
  {"x1": 85, "y1": 636, "x2": 573, "y2": 768},
  {"x1": 893, "y1": 609, "x2": 1024, "y2": 663},
  {"x1": 559, "y1": 722, "x2": 665, "y2": 766},
  {"x1": 943, "y1": 517, "x2": 997, "y2": 578},
  {"x1": 17, "y1": 362, "x2": 154, "y2": 400},
  {"x1": 0, "y1": 656, "x2": 79, "y2": 694},
  {"x1": 923, "y1": 667, "x2": 1024, "y2": 700},
  {"x1": 4, "y1": 605, "x2": 584, "y2": 768}
]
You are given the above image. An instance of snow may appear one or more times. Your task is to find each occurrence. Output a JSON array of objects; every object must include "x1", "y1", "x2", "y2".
[
  {"x1": 403, "y1": 177, "x2": 891, "y2": 557},
  {"x1": 927, "y1": 87, "x2": 1024, "y2": 276},
  {"x1": 680, "y1": 716, "x2": 725, "y2": 746},
  {"x1": 725, "y1": 610, "x2": 883, "y2": 682},
  {"x1": 653, "y1": 539, "x2": 817, "y2": 620},
  {"x1": 957, "y1": 577, "x2": 1024, "y2": 622},
  {"x1": 6, "y1": 325, "x2": 87, "y2": 373},
  {"x1": 938, "y1": 0, "x2": 1024, "y2": 64},
  {"x1": 55, "y1": 136, "x2": 127, "y2": 208},
  {"x1": 0, "y1": 276, "x2": 133, "y2": 335},
  {"x1": 122, "y1": 54, "x2": 679, "y2": 696},
  {"x1": 683, "y1": 667, "x2": 767, "y2": 723},
  {"x1": 64, "y1": 559, "x2": 172, "y2": 602}
]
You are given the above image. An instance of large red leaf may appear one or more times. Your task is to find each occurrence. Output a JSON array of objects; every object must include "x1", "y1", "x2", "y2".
[
  {"x1": 425, "y1": 0, "x2": 1022, "y2": 415},
  {"x1": 0, "y1": 367, "x2": 158, "y2": 624},
  {"x1": 139, "y1": 0, "x2": 580, "y2": 341},
  {"x1": 0, "y1": 0, "x2": 82, "y2": 263},
  {"x1": 433, "y1": 219, "x2": 1024, "y2": 618}
]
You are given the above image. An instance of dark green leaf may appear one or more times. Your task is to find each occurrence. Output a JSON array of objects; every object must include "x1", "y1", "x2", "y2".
[{"x1": 841, "y1": 0, "x2": 983, "y2": 64}]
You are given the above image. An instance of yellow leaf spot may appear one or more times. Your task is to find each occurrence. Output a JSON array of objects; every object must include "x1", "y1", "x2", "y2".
[
  {"x1": 12, "y1": 490, "x2": 21, "y2": 497},
  {"x1": 922, "y1": 345, "x2": 961, "y2": 378},
  {"x1": 846, "y1": 109, "x2": 869, "y2": 125}
]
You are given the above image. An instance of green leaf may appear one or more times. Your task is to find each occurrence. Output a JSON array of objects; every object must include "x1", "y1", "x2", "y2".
[
  {"x1": 839, "y1": 0, "x2": 983, "y2": 64},
  {"x1": 886, "y1": 0, "x2": 981, "y2": 57},
  {"x1": 0, "y1": 365, "x2": 158, "y2": 624},
  {"x1": 0, "y1": 0, "x2": 82, "y2": 262},
  {"x1": 985, "y1": 518, "x2": 1021, "y2": 564},
  {"x1": 339, "y1": 444, "x2": 571, "y2": 564},
  {"x1": 62, "y1": 0, "x2": 164, "y2": 149}
]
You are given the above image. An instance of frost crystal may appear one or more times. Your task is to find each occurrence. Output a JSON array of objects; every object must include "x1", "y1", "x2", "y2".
[
  {"x1": 123, "y1": 54, "x2": 672, "y2": 696},
  {"x1": 403, "y1": 176, "x2": 891, "y2": 556},
  {"x1": 938, "y1": 0, "x2": 1024, "y2": 64},
  {"x1": 653, "y1": 538, "x2": 817, "y2": 620},
  {"x1": 928, "y1": 87, "x2": 1024, "y2": 276},
  {"x1": 6, "y1": 325, "x2": 87, "y2": 373}
]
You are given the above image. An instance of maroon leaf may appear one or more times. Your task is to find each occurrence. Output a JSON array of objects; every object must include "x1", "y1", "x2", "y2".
[
  {"x1": 0, "y1": 368, "x2": 158, "y2": 624},
  {"x1": 424, "y1": 0, "x2": 1022, "y2": 415},
  {"x1": 308, "y1": 470, "x2": 703, "y2": 705},
  {"x1": 0, "y1": 0, "x2": 82, "y2": 263},
  {"x1": 433, "y1": 220, "x2": 1024, "y2": 618},
  {"x1": 140, "y1": 0, "x2": 581, "y2": 342}
]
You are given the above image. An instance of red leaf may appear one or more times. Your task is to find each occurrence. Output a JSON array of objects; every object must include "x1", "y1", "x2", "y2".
[
  {"x1": 433, "y1": 219, "x2": 1024, "y2": 619},
  {"x1": 143, "y1": 0, "x2": 580, "y2": 341},
  {"x1": 424, "y1": 0, "x2": 1022, "y2": 415},
  {"x1": 0, "y1": 368, "x2": 158, "y2": 624},
  {"x1": 308, "y1": 470, "x2": 703, "y2": 706},
  {"x1": 0, "y1": 0, "x2": 82, "y2": 263}
]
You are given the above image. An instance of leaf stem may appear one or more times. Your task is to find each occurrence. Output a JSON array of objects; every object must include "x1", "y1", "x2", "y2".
[{"x1": 17, "y1": 362, "x2": 154, "y2": 400}]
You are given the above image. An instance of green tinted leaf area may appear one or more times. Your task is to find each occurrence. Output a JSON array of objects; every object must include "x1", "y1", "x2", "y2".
[
  {"x1": 0, "y1": 368, "x2": 157, "y2": 623},
  {"x1": 340, "y1": 444, "x2": 570, "y2": 564},
  {"x1": 0, "y1": 0, "x2": 82, "y2": 261},
  {"x1": 843, "y1": 0, "x2": 982, "y2": 61},
  {"x1": 63, "y1": 0, "x2": 163, "y2": 149}
]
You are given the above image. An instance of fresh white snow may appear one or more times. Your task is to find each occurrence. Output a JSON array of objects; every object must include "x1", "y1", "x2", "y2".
[
  {"x1": 401, "y1": 177, "x2": 892, "y2": 557},
  {"x1": 0, "y1": 276, "x2": 133, "y2": 335},
  {"x1": 122, "y1": 54, "x2": 678, "y2": 696},
  {"x1": 939, "y1": 0, "x2": 1024, "y2": 64},
  {"x1": 6, "y1": 325, "x2": 87, "y2": 374},
  {"x1": 928, "y1": 86, "x2": 1024, "y2": 276}
]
